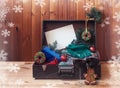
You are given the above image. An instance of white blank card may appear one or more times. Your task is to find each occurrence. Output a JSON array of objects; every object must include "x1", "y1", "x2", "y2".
[{"x1": 45, "y1": 24, "x2": 76, "y2": 49}]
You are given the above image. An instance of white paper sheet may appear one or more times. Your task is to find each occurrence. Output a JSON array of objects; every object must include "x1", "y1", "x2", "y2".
[{"x1": 45, "y1": 24, "x2": 76, "y2": 49}]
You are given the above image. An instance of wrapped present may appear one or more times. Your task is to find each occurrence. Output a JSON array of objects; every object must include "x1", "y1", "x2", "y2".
[{"x1": 42, "y1": 46, "x2": 61, "y2": 62}]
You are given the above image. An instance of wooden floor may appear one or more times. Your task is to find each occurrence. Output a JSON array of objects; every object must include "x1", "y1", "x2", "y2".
[{"x1": 0, "y1": 61, "x2": 120, "y2": 88}]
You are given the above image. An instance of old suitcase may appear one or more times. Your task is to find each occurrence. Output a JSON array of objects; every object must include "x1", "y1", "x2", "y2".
[{"x1": 33, "y1": 20, "x2": 101, "y2": 79}]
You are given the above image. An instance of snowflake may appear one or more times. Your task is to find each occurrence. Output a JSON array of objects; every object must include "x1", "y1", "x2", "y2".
[
  {"x1": 0, "y1": 0, "x2": 8, "y2": 7},
  {"x1": 13, "y1": 5, "x2": 23, "y2": 13},
  {"x1": 3, "y1": 41, "x2": 8, "y2": 44},
  {"x1": 114, "y1": 25, "x2": 120, "y2": 35},
  {"x1": 108, "y1": 55, "x2": 120, "y2": 72},
  {"x1": 0, "y1": 73, "x2": 7, "y2": 83},
  {"x1": 34, "y1": 0, "x2": 46, "y2": 7},
  {"x1": 1, "y1": 29, "x2": 10, "y2": 37},
  {"x1": 101, "y1": 17, "x2": 110, "y2": 27},
  {"x1": 115, "y1": 40, "x2": 120, "y2": 49},
  {"x1": 83, "y1": 2, "x2": 94, "y2": 11},
  {"x1": 113, "y1": 12, "x2": 120, "y2": 22},
  {"x1": 15, "y1": 79, "x2": 24, "y2": 86},
  {"x1": 8, "y1": 22, "x2": 15, "y2": 28},
  {"x1": 0, "y1": 7, "x2": 10, "y2": 22},
  {"x1": 0, "y1": 10, "x2": 7, "y2": 22},
  {"x1": 7, "y1": 63, "x2": 20, "y2": 73},
  {"x1": 0, "y1": 50, "x2": 8, "y2": 61},
  {"x1": 71, "y1": 0, "x2": 81, "y2": 3}
]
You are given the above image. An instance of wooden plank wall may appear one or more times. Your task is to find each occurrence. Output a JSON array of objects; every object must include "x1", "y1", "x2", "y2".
[{"x1": 1, "y1": 0, "x2": 119, "y2": 61}]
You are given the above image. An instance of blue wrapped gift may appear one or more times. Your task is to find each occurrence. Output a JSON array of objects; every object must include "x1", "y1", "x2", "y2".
[{"x1": 42, "y1": 46, "x2": 61, "y2": 62}]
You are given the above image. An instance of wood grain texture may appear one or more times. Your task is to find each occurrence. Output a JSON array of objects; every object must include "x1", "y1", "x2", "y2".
[
  {"x1": 77, "y1": 0, "x2": 86, "y2": 20},
  {"x1": 22, "y1": 0, "x2": 32, "y2": 61},
  {"x1": 58, "y1": 0, "x2": 68, "y2": 20},
  {"x1": 32, "y1": 0, "x2": 41, "y2": 59},
  {"x1": 3, "y1": 0, "x2": 119, "y2": 61},
  {"x1": 12, "y1": 0, "x2": 23, "y2": 61},
  {"x1": 50, "y1": 0, "x2": 59, "y2": 20}
]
